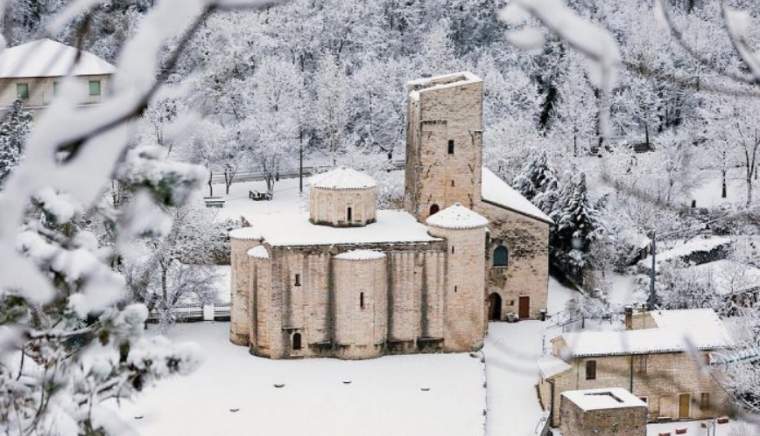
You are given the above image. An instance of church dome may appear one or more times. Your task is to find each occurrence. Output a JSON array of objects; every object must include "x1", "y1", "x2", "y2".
[
  {"x1": 309, "y1": 166, "x2": 378, "y2": 227},
  {"x1": 426, "y1": 203, "x2": 488, "y2": 230}
]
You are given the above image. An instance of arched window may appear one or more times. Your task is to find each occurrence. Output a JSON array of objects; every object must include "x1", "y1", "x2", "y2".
[
  {"x1": 494, "y1": 246, "x2": 508, "y2": 268},
  {"x1": 292, "y1": 333, "x2": 302, "y2": 350},
  {"x1": 429, "y1": 204, "x2": 440, "y2": 216}
]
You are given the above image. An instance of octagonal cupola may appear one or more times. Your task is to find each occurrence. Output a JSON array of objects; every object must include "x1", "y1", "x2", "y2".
[{"x1": 309, "y1": 166, "x2": 378, "y2": 227}]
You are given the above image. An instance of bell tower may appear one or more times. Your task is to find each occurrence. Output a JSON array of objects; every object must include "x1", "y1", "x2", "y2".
[{"x1": 404, "y1": 72, "x2": 484, "y2": 222}]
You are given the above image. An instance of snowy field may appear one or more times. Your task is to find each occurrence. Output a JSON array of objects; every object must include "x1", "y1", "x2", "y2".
[
  {"x1": 203, "y1": 178, "x2": 307, "y2": 222},
  {"x1": 107, "y1": 323, "x2": 486, "y2": 436}
]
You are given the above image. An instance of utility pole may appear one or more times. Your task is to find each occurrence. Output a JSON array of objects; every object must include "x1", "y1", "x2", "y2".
[
  {"x1": 648, "y1": 230, "x2": 656, "y2": 311},
  {"x1": 299, "y1": 127, "x2": 303, "y2": 194}
]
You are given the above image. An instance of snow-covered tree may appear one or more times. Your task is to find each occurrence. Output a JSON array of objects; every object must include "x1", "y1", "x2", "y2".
[
  {"x1": 512, "y1": 149, "x2": 559, "y2": 205},
  {"x1": 552, "y1": 53, "x2": 596, "y2": 156},
  {"x1": 551, "y1": 170, "x2": 600, "y2": 272},
  {"x1": 0, "y1": 98, "x2": 32, "y2": 187},
  {"x1": 314, "y1": 54, "x2": 349, "y2": 164}
]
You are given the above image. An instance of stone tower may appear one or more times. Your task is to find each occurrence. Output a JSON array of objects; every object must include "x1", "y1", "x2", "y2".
[
  {"x1": 405, "y1": 72, "x2": 484, "y2": 222},
  {"x1": 426, "y1": 203, "x2": 488, "y2": 351}
]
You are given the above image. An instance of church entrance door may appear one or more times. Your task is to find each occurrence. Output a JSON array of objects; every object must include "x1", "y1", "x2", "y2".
[
  {"x1": 518, "y1": 296, "x2": 530, "y2": 319},
  {"x1": 488, "y1": 293, "x2": 502, "y2": 321}
]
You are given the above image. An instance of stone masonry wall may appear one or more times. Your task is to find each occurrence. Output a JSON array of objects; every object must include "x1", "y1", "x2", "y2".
[
  {"x1": 230, "y1": 235, "x2": 260, "y2": 345},
  {"x1": 428, "y1": 224, "x2": 486, "y2": 351},
  {"x1": 477, "y1": 201, "x2": 550, "y2": 320},
  {"x1": 310, "y1": 186, "x2": 377, "y2": 227},
  {"x1": 546, "y1": 339, "x2": 731, "y2": 426},
  {"x1": 560, "y1": 396, "x2": 647, "y2": 436},
  {"x1": 405, "y1": 79, "x2": 483, "y2": 222}
]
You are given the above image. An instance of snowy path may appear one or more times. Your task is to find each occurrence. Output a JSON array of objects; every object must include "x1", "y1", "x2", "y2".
[
  {"x1": 108, "y1": 323, "x2": 485, "y2": 436},
  {"x1": 484, "y1": 321, "x2": 546, "y2": 436}
]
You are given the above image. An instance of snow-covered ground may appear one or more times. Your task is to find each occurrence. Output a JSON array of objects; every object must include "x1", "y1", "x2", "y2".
[
  {"x1": 107, "y1": 323, "x2": 486, "y2": 436},
  {"x1": 647, "y1": 419, "x2": 739, "y2": 436},
  {"x1": 690, "y1": 168, "x2": 751, "y2": 210},
  {"x1": 204, "y1": 178, "x2": 307, "y2": 222}
]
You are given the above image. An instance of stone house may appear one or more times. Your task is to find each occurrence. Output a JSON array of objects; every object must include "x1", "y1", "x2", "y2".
[
  {"x1": 538, "y1": 308, "x2": 733, "y2": 426},
  {"x1": 228, "y1": 72, "x2": 552, "y2": 359},
  {"x1": 405, "y1": 72, "x2": 552, "y2": 321},
  {"x1": 560, "y1": 388, "x2": 648, "y2": 436},
  {"x1": 0, "y1": 39, "x2": 114, "y2": 115}
]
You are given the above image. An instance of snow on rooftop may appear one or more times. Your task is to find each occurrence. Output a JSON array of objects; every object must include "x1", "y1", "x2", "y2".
[
  {"x1": 687, "y1": 260, "x2": 760, "y2": 295},
  {"x1": 639, "y1": 236, "x2": 731, "y2": 270},
  {"x1": 0, "y1": 39, "x2": 115, "y2": 79},
  {"x1": 562, "y1": 388, "x2": 646, "y2": 411},
  {"x1": 426, "y1": 203, "x2": 488, "y2": 230},
  {"x1": 229, "y1": 227, "x2": 262, "y2": 240},
  {"x1": 247, "y1": 246, "x2": 269, "y2": 259},
  {"x1": 537, "y1": 354, "x2": 572, "y2": 378},
  {"x1": 310, "y1": 166, "x2": 377, "y2": 190},
  {"x1": 245, "y1": 210, "x2": 439, "y2": 247},
  {"x1": 560, "y1": 309, "x2": 733, "y2": 357},
  {"x1": 334, "y1": 250, "x2": 386, "y2": 261},
  {"x1": 408, "y1": 71, "x2": 482, "y2": 88},
  {"x1": 481, "y1": 167, "x2": 553, "y2": 224}
]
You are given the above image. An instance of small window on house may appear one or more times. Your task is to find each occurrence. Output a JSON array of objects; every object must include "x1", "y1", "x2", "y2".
[
  {"x1": 700, "y1": 392, "x2": 710, "y2": 409},
  {"x1": 347, "y1": 207, "x2": 352, "y2": 222},
  {"x1": 292, "y1": 333, "x2": 302, "y2": 350},
  {"x1": 89, "y1": 80, "x2": 101, "y2": 96},
  {"x1": 585, "y1": 360, "x2": 597, "y2": 380},
  {"x1": 294, "y1": 274, "x2": 301, "y2": 286},
  {"x1": 360, "y1": 292, "x2": 365, "y2": 309},
  {"x1": 494, "y1": 246, "x2": 508, "y2": 268},
  {"x1": 16, "y1": 83, "x2": 29, "y2": 99},
  {"x1": 448, "y1": 139, "x2": 455, "y2": 154}
]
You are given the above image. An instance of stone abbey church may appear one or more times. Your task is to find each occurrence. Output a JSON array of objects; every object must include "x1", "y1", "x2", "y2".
[{"x1": 229, "y1": 72, "x2": 552, "y2": 359}]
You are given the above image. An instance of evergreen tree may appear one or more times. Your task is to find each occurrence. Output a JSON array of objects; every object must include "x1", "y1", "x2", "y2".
[
  {"x1": 0, "y1": 98, "x2": 32, "y2": 187},
  {"x1": 552, "y1": 170, "x2": 599, "y2": 255},
  {"x1": 512, "y1": 149, "x2": 559, "y2": 203}
]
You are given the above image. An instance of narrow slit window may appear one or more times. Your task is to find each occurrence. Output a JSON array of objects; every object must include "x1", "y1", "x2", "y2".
[
  {"x1": 360, "y1": 292, "x2": 365, "y2": 309},
  {"x1": 451, "y1": 246, "x2": 455, "y2": 254},
  {"x1": 294, "y1": 274, "x2": 301, "y2": 286},
  {"x1": 347, "y1": 207, "x2": 352, "y2": 222},
  {"x1": 451, "y1": 180, "x2": 455, "y2": 187},
  {"x1": 448, "y1": 139, "x2": 455, "y2": 154},
  {"x1": 454, "y1": 286, "x2": 458, "y2": 293},
  {"x1": 585, "y1": 360, "x2": 597, "y2": 380}
]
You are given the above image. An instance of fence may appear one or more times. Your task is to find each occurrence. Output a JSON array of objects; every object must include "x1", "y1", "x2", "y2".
[
  {"x1": 147, "y1": 303, "x2": 231, "y2": 323},
  {"x1": 209, "y1": 161, "x2": 405, "y2": 185}
]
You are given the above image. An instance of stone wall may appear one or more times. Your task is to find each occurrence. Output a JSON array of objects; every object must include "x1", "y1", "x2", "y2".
[
  {"x1": 560, "y1": 396, "x2": 647, "y2": 436},
  {"x1": 477, "y1": 201, "x2": 550, "y2": 320},
  {"x1": 428, "y1": 224, "x2": 486, "y2": 351},
  {"x1": 229, "y1": 234, "x2": 260, "y2": 346},
  {"x1": 310, "y1": 186, "x2": 377, "y2": 227},
  {"x1": 545, "y1": 339, "x2": 731, "y2": 426},
  {"x1": 0, "y1": 74, "x2": 111, "y2": 114},
  {"x1": 405, "y1": 78, "x2": 483, "y2": 222}
]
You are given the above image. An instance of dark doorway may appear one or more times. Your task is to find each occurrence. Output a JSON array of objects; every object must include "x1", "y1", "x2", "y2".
[
  {"x1": 488, "y1": 293, "x2": 502, "y2": 321},
  {"x1": 292, "y1": 333, "x2": 302, "y2": 350},
  {"x1": 429, "y1": 204, "x2": 440, "y2": 216},
  {"x1": 347, "y1": 207, "x2": 352, "y2": 222},
  {"x1": 518, "y1": 296, "x2": 530, "y2": 319}
]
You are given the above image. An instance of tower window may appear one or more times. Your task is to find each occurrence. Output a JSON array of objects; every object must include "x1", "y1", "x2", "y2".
[
  {"x1": 294, "y1": 274, "x2": 301, "y2": 286},
  {"x1": 494, "y1": 246, "x2": 508, "y2": 268},
  {"x1": 454, "y1": 286, "x2": 458, "y2": 293},
  {"x1": 451, "y1": 180, "x2": 455, "y2": 187},
  {"x1": 448, "y1": 139, "x2": 455, "y2": 154},
  {"x1": 451, "y1": 246, "x2": 455, "y2": 254},
  {"x1": 360, "y1": 292, "x2": 365, "y2": 309}
]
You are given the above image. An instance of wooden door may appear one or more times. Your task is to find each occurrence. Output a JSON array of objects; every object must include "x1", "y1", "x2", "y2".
[
  {"x1": 488, "y1": 293, "x2": 502, "y2": 321},
  {"x1": 518, "y1": 296, "x2": 530, "y2": 319},
  {"x1": 678, "y1": 394, "x2": 691, "y2": 419}
]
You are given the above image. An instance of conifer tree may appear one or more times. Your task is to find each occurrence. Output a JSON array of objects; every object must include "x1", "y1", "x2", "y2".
[
  {"x1": 512, "y1": 149, "x2": 559, "y2": 205},
  {"x1": 0, "y1": 98, "x2": 32, "y2": 187}
]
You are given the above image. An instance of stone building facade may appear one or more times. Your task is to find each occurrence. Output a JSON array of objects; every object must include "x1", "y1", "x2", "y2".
[
  {"x1": 229, "y1": 72, "x2": 552, "y2": 359},
  {"x1": 405, "y1": 72, "x2": 552, "y2": 321},
  {"x1": 538, "y1": 309, "x2": 734, "y2": 426},
  {"x1": 0, "y1": 39, "x2": 114, "y2": 115},
  {"x1": 560, "y1": 388, "x2": 648, "y2": 436}
]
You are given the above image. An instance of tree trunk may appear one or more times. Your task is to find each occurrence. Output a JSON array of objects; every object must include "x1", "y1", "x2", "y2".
[{"x1": 161, "y1": 263, "x2": 168, "y2": 311}]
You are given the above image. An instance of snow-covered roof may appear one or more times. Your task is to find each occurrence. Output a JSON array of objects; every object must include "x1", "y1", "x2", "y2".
[
  {"x1": 639, "y1": 236, "x2": 731, "y2": 270},
  {"x1": 562, "y1": 388, "x2": 647, "y2": 411},
  {"x1": 481, "y1": 167, "x2": 553, "y2": 224},
  {"x1": 687, "y1": 260, "x2": 760, "y2": 296},
  {"x1": 229, "y1": 227, "x2": 262, "y2": 240},
  {"x1": 309, "y1": 166, "x2": 377, "y2": 190},
  {"x1": 537, "y1": 355, "x2": 572, "y2": 378},
  {"x1": 244, "y1": 210, "x2": 439, "y2": 247},
  {"x1": 561, "y1": 309, "x2": 733, "y2": 357},
  {"x1": 0, "y1": 39, "x2": 115, "y2": 79},
  {"x1": 408, "y1": 71, "x2": 482, "y2": 90},
  {"x1": 334, "y1": 250, "x2": 386, "y2": 261},
  {"x1": 426, "y1": 203, "x2": 488, "y2": 230},
  {"x1": 247, "y1": 246, "x2": 269, "y2": 259}
]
